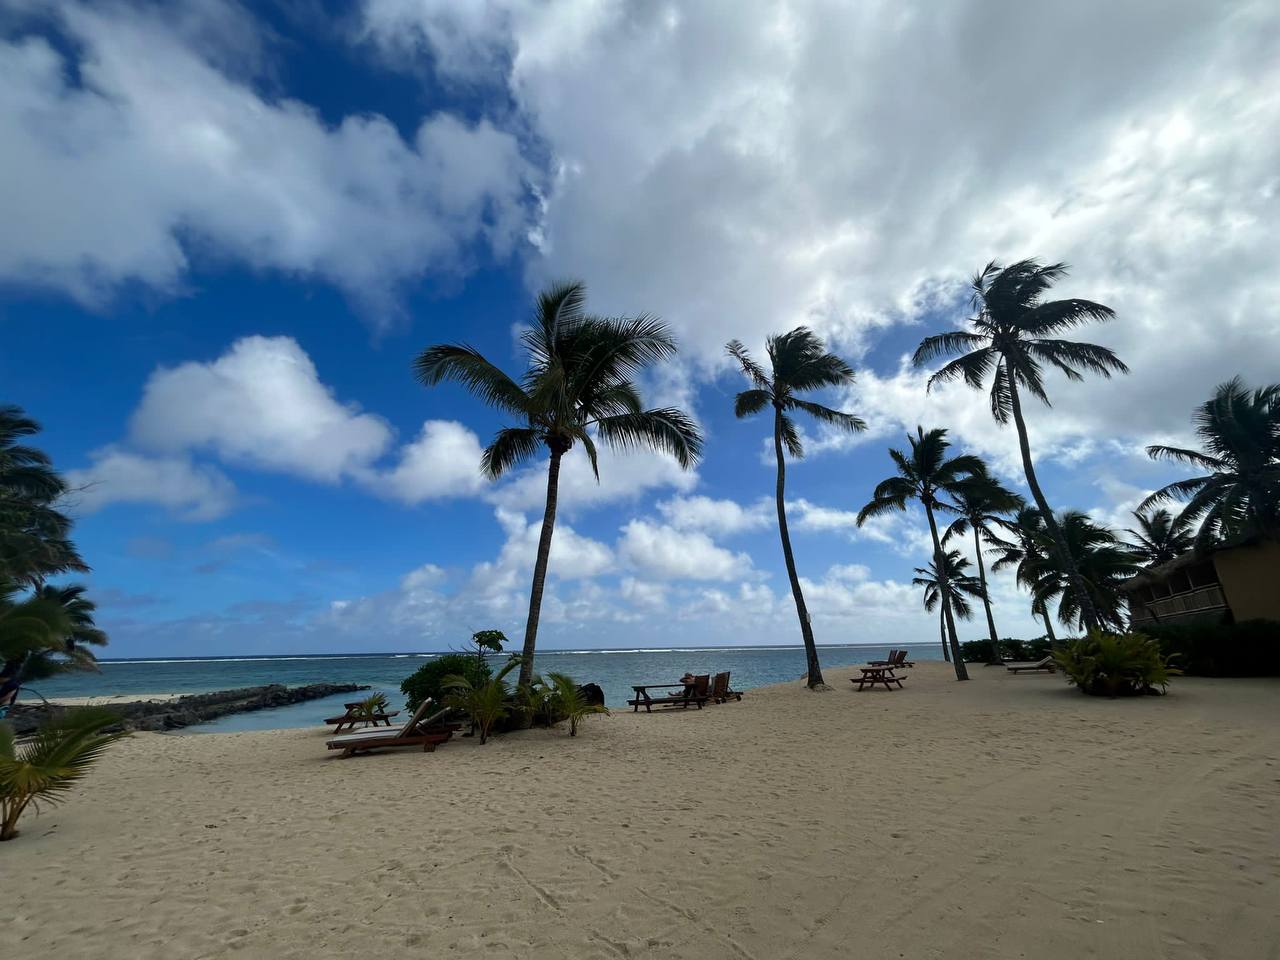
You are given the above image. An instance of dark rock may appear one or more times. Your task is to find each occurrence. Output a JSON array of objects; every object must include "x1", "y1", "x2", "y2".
[
  {"x1": 577, "y1": 683, "x2": 605, "y2": 707},
  {"x1": 5, "y1": 682, "x2": 368, "y2": 735}
]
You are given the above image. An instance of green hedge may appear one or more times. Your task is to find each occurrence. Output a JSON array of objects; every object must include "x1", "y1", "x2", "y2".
[
  {"x1": 960, "y1": 637, "x2": 1055, "y2": 663},
  {"x1": 401, "y1": 653, "x2": 492, "y2": 711},
  {"x1": 1142, "y1": 619, "x2": 1280, "y2": 677}
]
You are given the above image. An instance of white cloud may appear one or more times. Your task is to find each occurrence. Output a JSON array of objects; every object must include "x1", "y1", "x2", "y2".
[
  {"x1": 0, "y1": 1, "x2": 533, "y2": 317},
  {"x1": 489, "y1": 444, "x2": 698, "y2": 514},
  {"x1": 656, "y1": 494, "x2": 769, "y2": 535},
  {"x1": 66, "y1": 448, "x2": 236, "y2": 520},
  {"x1": 377, "y1": 420, "x2": 487, "y2": 503},
  {"x1": 617, "y1": 519, "x2": 752, "y2": 581},
  {"x1": 361, "y1": 0, "x2": 1280, "y2": 454},
  {"x1": 130, "y1": 335, "x2": 392, "y2": 482}
]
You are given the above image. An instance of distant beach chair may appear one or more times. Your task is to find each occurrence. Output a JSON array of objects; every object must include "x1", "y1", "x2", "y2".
[
  {"x1": 325, "y1": 699, "x2": 457, "y2": 757},
  {"x1": 627, "y1": 674, "x2": 711, "y2": 712},
  {"x1": 869, "y1": 650, "x2": 913, "y2": 668},
  {"x1": 1006, "y1": 656, "x2": 1055, "y2": 674},
  {"x1": 710, "y1": 671, "x2": 742, "y2": 703},
  {"x1": 324, "y1": 701, "x2": 401, "y2": 733}
]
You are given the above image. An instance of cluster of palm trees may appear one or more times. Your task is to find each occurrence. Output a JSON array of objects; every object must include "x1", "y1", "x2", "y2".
[
  {"x1": 420, "y1": 260, "x2": 1279, "y2": 690},
  {"x1": 0, "y1": 407, "x2": 107, "y2": 712}
]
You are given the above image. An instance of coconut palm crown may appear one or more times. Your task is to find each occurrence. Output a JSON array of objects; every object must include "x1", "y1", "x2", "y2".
[
  {"x1": 857, "y1": 426, "x2": 983, "y2": 680},
  {"x1": 416, "y1": 282, "x2": 702, "y2": 688},
  {"x1": 1124, "y1": 508, "x2": 1194, "y2": 568},
  {"x1": 1140, "y1": 378, "x2": 1279, "y2": 548},
  {"x1": 726, "y1": 327, "x2": 865, "y2": 688},
  {"x1": 1022, "y1": 511, "x2": 1140, "y2": 632},
  {"x1": 913, "y1": 549, "x2": 985, "y2": 662},
  {"x1": 912, "y1": 259, "x2": 1128, "y2": 632}
]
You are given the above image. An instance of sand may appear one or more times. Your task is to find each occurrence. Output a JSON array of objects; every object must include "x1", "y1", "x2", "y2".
[{"x1": 3, "y1": 661, "x2": 1278, "y2": 960}]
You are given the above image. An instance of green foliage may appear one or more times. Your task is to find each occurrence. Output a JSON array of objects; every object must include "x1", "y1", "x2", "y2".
[
  {"x1": 470, "y1": 630, "x2": 507, "y2": 655},
  {"x1": 0, "y1": 706, "x2": 126, "y2": 841},
  {"x1": 1053, "y1": 631, "x2": 1180, "y2": 697},
  {"x1": 442, "y1": 657, "x2": 523, "y2": 745},
  {"x1": 351, "y1": 692, "x2": 389, "y2": 720},
  {"x1": 546, "y1": 672, "x2": 608, "y2": 737},
  {"x1": 400, "y1": 654, "x2": 491, "y2": 712},
  {"x1": 961, "y1": 637, "x2": 1055, "y2": 662},
  {"x1": 1143, "y1": 619, "x2": 1280, "y2": 677}
]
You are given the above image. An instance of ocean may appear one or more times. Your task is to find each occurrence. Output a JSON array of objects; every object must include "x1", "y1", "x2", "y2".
[{"x1": 28, "y1": 643, "x2": 946, "y2": 732}]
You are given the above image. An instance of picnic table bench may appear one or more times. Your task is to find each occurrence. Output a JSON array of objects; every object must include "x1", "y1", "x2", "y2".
[
  {"x1": 850, "y1": 666, "x2": 905, "y2": 692},
  {"x1": 627, "y1": 682, "x2": 708, "y2": 712}
]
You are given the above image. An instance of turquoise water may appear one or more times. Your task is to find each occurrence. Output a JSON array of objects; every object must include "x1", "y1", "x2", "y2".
[{"x1": 28, "y1": 643, "x2": 945, "y2": 732}]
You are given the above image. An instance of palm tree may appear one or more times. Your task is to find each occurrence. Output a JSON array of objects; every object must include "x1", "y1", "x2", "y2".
[
  {"x1": 1141, "y1": 378, "x2": 1280, "y2": 548},
  {"x1": 0, "y1": 581, "x2": 72, "y2": 713},
  {"x1": 944, "y1": 471, "x2": 1024, "y2": 664},
  {"x1": 913, "y1": 549, "x2": 985, "y2": 662},
  {"x1": 1022, "y1": 511, "x2": 1140, "y2": 632},
  {"x1": 988, "y1": 507, "x2": 1060, "y2": 644},
  {"x1": 0, "y1": 705, "x2": 126, "y2": 841},
  {"x1": 726, "y1": 328, "x2": 865, "y2": 688},
  {"x1": 857, "y1": 427, "x2": 983, "y2": 679},
  {"x1": 913, "y1": 259, "x2": 1128, "y2": 631},
  {"x1": 1124, "y1": 508, "x2": 1193, "y2": 568},
  {"x1": 416, "y1": 282, "x2": 702, "y2": 688},
  {"x1": 0, "y1": 405, "x2": 86, "y2": 587}
]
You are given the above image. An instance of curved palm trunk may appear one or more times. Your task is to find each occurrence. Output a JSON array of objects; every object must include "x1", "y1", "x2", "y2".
[
  {"x1": 1006, "y1": 371, "x2": 1101, "y2": 632},
  {"x1": 939, "y1": 606, "x2": 950, "y2": 661},
  {"x1": 1039, "y1": 608, "x2": 1058, "y2": 647},
  {"x1": 972, "y1": 527, "x2": 1002, "y2": 664},
  {"x1": 518, "y1": 448, "x2": 563, "y2": 689},
  {"x1": 924, "y1": 503, "x2": 969, "y2": 680},
  {"x1": 773, "y1": 407, "x2": 825, "y2": 688}
]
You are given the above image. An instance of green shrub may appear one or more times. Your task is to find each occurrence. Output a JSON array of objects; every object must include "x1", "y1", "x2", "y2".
[
  {"x1": 442, "y1": 658, "x2": 522, "y2": 745},
  {"x1": 546, "y1": 672, "x2": 609, "y2": 736},
  {"x1": 1143, "y1": 619, "x2": 1280, "y2": 677},
  {"x1": 1053, "y1": 631, "x2": 1180, "y2": 697},
  {"x1": 961, "y1": 637, "x2": 1054, "y2": 662},
  {"x1": 401, "y1": 654, "x2": 491, "y2": 711}
]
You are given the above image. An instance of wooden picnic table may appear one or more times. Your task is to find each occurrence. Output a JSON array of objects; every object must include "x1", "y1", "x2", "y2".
[
  {"x1": 628, "y1": 682, "x2": 704, "y2": 712},
  {"x1": 850, "y1": 666, "x2": 905, "y2": 692}
]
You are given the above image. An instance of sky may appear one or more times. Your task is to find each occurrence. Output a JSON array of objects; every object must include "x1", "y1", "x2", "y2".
[{"x1": 1, "y1": 0, "x2": 1276, "y2": 658}]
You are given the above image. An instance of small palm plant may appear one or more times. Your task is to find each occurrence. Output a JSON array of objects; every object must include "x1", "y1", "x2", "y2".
[
  {"x1": 442, "y1": 658, "x2": 523, "y2": 745},
  {"x1": 547, "y1": 672, "x2": 608, "y2": 736},
  {"x1": 1, "y1": 706, "x2": 126, "y2": 841},
  {"x1": 350, "y1": 692, "x2": 389, "y2": 722}
]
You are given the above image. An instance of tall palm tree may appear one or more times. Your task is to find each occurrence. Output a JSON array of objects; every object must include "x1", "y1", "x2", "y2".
[
  {"x1": 945, "y1": 471, "x2": 1024, "y2": 664},
  {"x1": 417, "y1": 282, "x2": 702, "y2": 688},
  {"x1": 857, "y1": 427, "x2": 983, "y2": 679},
  {"x1": 913, "y1": 259, "x2": 1128, "y2": 631},
  {"x1": 1124, "y1": 508, "x2": 1193, "y2": 568},
  {"x1": 0, "y1": 581, "x2": 73, "y2": 712},
  {"x1": 1141, "y1": 377, "x2": 1280, "y2": 548},
  {"x1": 726, "y1": 329, "x2": 865, "y2": 688},
  {"x1": 913, "y1": 549, "x2": 985, "y2": 662},
  {"x1": 988, "y1": 507, "x2": 1060, "y2": 644},
  {"x1": 1022, "y1": 511, "x2": 1139, "y2": 632}
]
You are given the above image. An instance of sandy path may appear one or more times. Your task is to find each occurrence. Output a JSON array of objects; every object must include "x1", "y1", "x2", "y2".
[{"x1": 3, "y1": 662, "x2": 1277, "y2": 959}]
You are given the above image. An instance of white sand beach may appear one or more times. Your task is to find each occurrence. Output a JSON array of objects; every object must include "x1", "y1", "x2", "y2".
[{"x1": 5, "y1": 662, "x2": 1278, "y2": 960}]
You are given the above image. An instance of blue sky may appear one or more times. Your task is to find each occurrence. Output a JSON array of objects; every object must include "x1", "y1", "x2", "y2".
[{"x1": 2, "y1": 1, "x2": 1275, "y2": 657}]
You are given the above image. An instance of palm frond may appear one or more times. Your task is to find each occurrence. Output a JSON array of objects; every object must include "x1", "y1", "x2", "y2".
[
  {"x1": 481, "y1": 428, "x2": 542, "y2": 480},
  {"x1": 733, "y1": 389, "x2": 773, "y2": 419},
  {"x1": 725, "y1": 340, "x2": 771, "y2": 390},
  {"x1": 787, "y1": 399, "x2": 866, "y2": 433},
  {"x1": 912, "y1": 330, "x2": 987, "y2": 367},
  {"x1": 594, "y1": 409, "x2": 704, "y2": 469},
  {"x1": 778, "y1": 413, "x2": 803, "y2": 458},
  {"x1": 413, "y1": 345, "x2": 530, "y2": 417}
]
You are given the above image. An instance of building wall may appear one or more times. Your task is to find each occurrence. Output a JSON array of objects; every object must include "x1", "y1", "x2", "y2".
[{"x1": 1212, "y1": 540, "x2": 1280, "y2": 622}]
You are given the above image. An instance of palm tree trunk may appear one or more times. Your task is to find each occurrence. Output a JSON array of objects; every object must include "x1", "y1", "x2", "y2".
[
  {"x1": 1039, "y1": 607, "x2": 1058, "y2": 646},
  {"x1": 1005, "y1": 370, "x2": 1102, "y2": 632},
  {"x1": 939, "y1": 606, "x2": 950, "y2": 661},
  {"x1": 973, "y1": 526, "x2": 1002, "y2": 664},
  {"x1": 773, "y1": 407, "x2": 825, "y2": 688},
  {"x1": 518, "y1": 448, "x2": 563, "y2": 689},
  {"x1": 924, "y1": 502, "x2": 969, "y2": 680}
]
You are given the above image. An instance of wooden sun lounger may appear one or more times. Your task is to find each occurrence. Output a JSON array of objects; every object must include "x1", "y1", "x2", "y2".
[
  {"x1": 324, "y1": 705, "x2": 401, "y2": 733},
  {"x1": 326, "y1": 699, "x2": 456, "y2": 757},
  {"x1": 628, "y1": 674, "x2": 711, "y2": 712},
  {"x1": 1006, "y1": 656, "x2": 1055, "y2": 674},
  {"x1": 868, "y1": 650, "x2": 914, "y2": 668},
  {"x1": 710, "y1": 671, "x2": 742, "y2": 703}
]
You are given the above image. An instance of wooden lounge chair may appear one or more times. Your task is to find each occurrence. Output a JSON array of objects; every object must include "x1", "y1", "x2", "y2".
[
  {"x1": 1006, "y1": 655, "x2": 1055, "y2": 674},
  {"x1": 867, "y1": 649, "x2": 899, "y2": 667},
  {"x1": 710, "y1": 671, "x2": 742, "y2": 703},
  {"x1": 325, "y1": 699, "x2": 456, "y2": 757},
  {"x1": 324, "y1": 703, "x2": 401, "y2": 733},
  {"x1": 627, "y1": 674, "x2": 711, "y2": 712}
]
